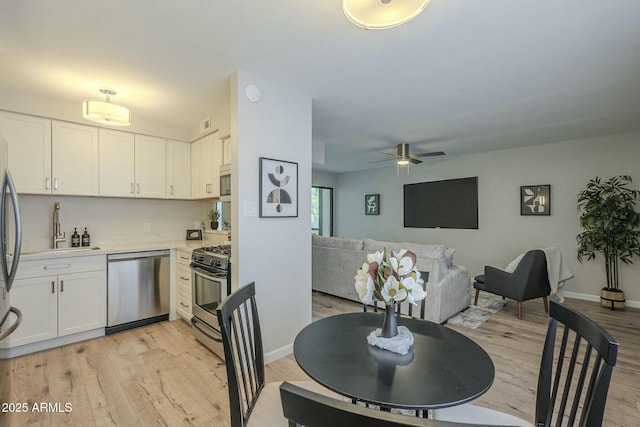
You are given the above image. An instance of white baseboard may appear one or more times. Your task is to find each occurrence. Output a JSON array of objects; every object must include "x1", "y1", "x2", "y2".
[
  {"x1": 265, "y1": 342, "x2": 293, "y2": 365},
  {"x1": 564, "y1": 291, "x2": 640, "y2": 309}
]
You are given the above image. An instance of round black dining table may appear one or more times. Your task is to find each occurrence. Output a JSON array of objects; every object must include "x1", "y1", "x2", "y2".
[{"x1": 293, "y1": 312, "x2": 495, "y2": 410}]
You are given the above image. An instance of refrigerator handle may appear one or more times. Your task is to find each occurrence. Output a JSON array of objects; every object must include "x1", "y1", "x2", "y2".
[
  {"x1": 0, "y1": 171, "x2": 21, "y2": 292},
  {"x1": 0, "y1": 306, "x2": 22, "y2": 341}
]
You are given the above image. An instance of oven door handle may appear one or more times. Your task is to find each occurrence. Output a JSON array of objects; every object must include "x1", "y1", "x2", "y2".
[
  {"x1": 191, "y1": 265, "x2": 227, "y2": 281},
  {"x1": 191, "y1": 318, "x2": 223, "y2": 343}
]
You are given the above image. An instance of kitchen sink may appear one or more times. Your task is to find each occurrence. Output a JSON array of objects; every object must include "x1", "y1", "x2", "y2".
[{"x1": 21, "y1": 246, "x2": 102, "y2": 256}]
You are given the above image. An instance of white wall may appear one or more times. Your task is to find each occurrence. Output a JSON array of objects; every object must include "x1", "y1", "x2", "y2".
[
  {"x1": 333, "y1": 132, "x2": 640, "y2": 306},
  {"x1": 19, "y1": 195, "x2": 209, "y2": 250},
  {"x1": 231, "y1": 70, "x2": 313, "y2": 362},
  {"x1": 0, "y1": 88, "x2": 190, "y2": 141}
]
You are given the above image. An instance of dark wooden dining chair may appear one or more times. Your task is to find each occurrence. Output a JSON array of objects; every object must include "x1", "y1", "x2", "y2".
[
  {"x1": 433, "y1": 301, "x2": 619, "y2": 427},
  {"x1": 280, "y1": 381, "x2": 517, "y2": 427},
  {"x1": 218, "y1": 282, "x2": 340, "y2": 427}
]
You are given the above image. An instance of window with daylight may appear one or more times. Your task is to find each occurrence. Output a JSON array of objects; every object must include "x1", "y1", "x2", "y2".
[{"x1": 311, "y1": 186, "x2": 333, "y2": 236}]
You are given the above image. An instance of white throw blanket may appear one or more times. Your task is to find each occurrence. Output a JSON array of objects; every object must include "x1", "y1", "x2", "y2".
[{"x1": 504, "y1": 247, "x2": 573, "y2": 302}]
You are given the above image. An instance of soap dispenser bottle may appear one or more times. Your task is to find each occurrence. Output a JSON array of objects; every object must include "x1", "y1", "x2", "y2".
[
  {"x1": 71, "y1": 228, "x2": 80, "y2": 247},
  {"x1": 81, "y1": 227, "x2": 90, "y2": 247}
]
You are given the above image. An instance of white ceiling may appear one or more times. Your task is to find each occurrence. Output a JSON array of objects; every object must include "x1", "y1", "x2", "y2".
[{"x1": 1, "y1": 1, "x2": 639, "y2": 173}]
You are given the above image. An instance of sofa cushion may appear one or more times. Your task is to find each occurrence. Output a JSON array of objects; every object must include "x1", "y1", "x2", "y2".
[{"x1": 312, "y1": 234, "x2": 364, "y2": 251}]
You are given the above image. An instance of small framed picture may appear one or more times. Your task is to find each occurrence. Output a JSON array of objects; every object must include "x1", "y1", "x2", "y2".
[
  {"x1": 365, "y1": 194, "x2": 380, "y2": 215},
  {"x1": 521, "y1": 185, "x2": 550, "y2": 216},
  {"x1": 260, "y1": 157, "x2": 298, "y2": 218}
]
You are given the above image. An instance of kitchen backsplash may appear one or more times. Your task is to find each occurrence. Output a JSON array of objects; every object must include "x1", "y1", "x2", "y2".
[{"x1": 18, "y1": 194, "x2": 211, "y2": 251}]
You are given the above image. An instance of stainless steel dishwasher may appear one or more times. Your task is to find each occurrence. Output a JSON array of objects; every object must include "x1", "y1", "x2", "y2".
[{"x1": 106, "y1": 250, "x2": 170, "y2": 334}]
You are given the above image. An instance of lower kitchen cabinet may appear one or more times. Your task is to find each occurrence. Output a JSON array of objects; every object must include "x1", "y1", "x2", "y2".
[
  {"x1": 1, "y1": 255, "x2": 106, "y2": 350},
  {"x1": 176, "y1": 250, "x2": 193, "y2": 321}
]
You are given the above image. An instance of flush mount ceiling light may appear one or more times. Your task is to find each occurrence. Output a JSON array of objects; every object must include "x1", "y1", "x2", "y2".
[
  {"x1": 82, "y1": 88, "x2": 131, "y2": 126},
  {"x1": 343, "y1": 0, "x2": 431, "y2": 30}
]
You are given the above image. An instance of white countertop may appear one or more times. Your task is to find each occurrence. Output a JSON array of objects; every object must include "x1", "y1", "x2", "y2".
[{"x1": 18, "y1": 239, "x2": 209, "y2": 261}]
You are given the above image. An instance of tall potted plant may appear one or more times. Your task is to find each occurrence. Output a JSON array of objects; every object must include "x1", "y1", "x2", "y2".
[{"x1": 577, "y1": 175, "x2": 640, "y2": 310}]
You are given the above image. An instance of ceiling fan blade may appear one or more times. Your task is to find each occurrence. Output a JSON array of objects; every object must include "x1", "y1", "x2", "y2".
[
  {"x1": 368, "y1": 158, "x2": 397, "y2": 164},
  {"x1": 409, "y1": 157, "x2": 423, "y2": 165},
  {"x1": 412, "y1": 151, "x2": 446, "y2": 158},
  {"x1": 377, "y1": 151, "x2": 397, "y2": 156}
]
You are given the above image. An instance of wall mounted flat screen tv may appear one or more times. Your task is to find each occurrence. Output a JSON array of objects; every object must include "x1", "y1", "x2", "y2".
[{"x1": 404, "y1": 177, "x2": 478, "y2": 229}]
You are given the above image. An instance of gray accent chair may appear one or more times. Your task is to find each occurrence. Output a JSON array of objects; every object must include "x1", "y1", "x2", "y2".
[{"x1": 473, "y1": 249, "x2": 551, "y2": 320}]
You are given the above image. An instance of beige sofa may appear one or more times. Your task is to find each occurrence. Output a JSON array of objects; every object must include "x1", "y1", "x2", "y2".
[{"x1": 312, "y1": 234, "x2": 470, "y2": 323}]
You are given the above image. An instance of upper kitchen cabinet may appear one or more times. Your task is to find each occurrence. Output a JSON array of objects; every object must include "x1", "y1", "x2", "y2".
[
  {"x1": 166, "y1": 140, "x2": 190, "y2": 199},
  {"x1": 51, "y1": 121, "x2": 99, "y2": 195},
  {"x1": 135, "y1": 135, "x2": 167, "y2": 198},
  {"x1": 0, "y1": 111, "x2": 51, "y2": 194},
  {"x1": 221, "y1": 134, "x2": 232, "y2": 165},
  {"x1": 99, "y1": 130, "x2": 167, "y2": 198},
  {"x1": 0, "y1": 113, "x2": 99, "y2": 196},
  {"x1": 216, "y1": 105, "x2": 232, "y2": 166},
  {"x1": 99, "y1": 128, "x2": 135, "y2": 197},
  {"x1": 191, "y1": 133, "x2": 222, "y2": 199}
]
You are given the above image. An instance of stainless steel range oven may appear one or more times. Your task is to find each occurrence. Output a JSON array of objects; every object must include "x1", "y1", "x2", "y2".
[{"x1": 190, "y1": 245, "x2": 231, "y2": 360}]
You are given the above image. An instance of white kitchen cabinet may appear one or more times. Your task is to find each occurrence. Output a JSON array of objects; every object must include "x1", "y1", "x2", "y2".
[
  {"x1": 176, "y1": 250, "x2": 193, "y2": 321},
  {"x1": 0, "y1": 114, "x2": 99, "y2": 196},
  {"x1": 190, "y1": 139, "x2": 201, "y2": 198},
  {"x1": 57, "y1": 270, "x2": 107, "y2": 336},
  {"x1": 51, "y1": 121, "x2": 99, "y2": 195},
  {"x1": 3, "y1": 276, "x2": 58, "y2": 346},
  {"x1": 99, "y1": 128, "x2": 135, "y2": 197},
  {"x1": 1, "y1": 255, "x2": 107, "y2": 349},
  {"x1": 190, "y1": 133, "x2": 222, "y2": 199},
  {"x1": 166, "y1": 139, "x2": 190, "y2": 199},
  {"x1": 135, "y1": 135, "x2": 166, "y2": 198},
  {"x1": 221, "y1": 134, "x2": 232, "y2": 166},
  {"x1": 0, "y1": 111, "x2": 52, "y2": 194},
  {"x1": 99, "y1": 130, "x2": 166, "y2": 198}
]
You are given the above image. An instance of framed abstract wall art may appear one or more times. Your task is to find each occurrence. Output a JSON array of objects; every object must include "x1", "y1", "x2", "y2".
[
  {"x1": 259, "y1": 157, "x2": 298, "y2": 218},
  {"x1": 521, "y1": 185, "x2": 550, "y2": 216},
  {"x1": 365, "y1": 194, "x2": 380, "y2": 215}
]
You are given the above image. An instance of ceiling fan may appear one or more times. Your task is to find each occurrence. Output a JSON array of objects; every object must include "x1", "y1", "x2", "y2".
[{"x1": 370, "y1": 143, "x2": 445, "y2": 165}]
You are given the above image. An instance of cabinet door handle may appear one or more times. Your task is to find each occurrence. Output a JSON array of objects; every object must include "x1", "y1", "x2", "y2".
[
  {"x1": 136, "y1": 183, "x2": 140, "y2": 194},
  {"x1": 44, "y1": 264, "x2": 71, "y2": 270},
  {"x1": 45, "y1": 177, "x2": 51, "y2": 190},
  {"x1": 170, "y1": 185, "x2": 174, "y2": 195},
  {"x1": 180, "y1": 302, "x2": 190, "y2": 308},
  {"x1": 180, "y1": 276, "x2": 189, "y2": 281},
  {"x1": 130, "y1": 182, "x2": 134, "y2": 194},
  {"x1": 60, "y1": 280, "x2": 64, "y2": 292},
  {"x1": 53, "y1": 178, "x2": 58, "y2": 191},
  {"x1": 179, "y1": 256, "x2": 189, "y2": 260},
  {"x1": 51, "y1": 281, "x2": 55, "y2": 294}
]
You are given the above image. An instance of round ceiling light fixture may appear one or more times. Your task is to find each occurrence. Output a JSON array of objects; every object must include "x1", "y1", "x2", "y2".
[
  {"x1": 82, "y1": 88, "x2": 131, "y2": 126},
  {"x1": 342, "y1": 0, "x2": 431, "y2": 30}
]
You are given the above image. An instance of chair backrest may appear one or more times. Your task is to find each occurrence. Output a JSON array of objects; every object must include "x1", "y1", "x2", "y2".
[
  {"x1": 363, "y1": 271, "x2": 428, "y2": 319},
  {"x1": 280, "y1": 382, "x2": 517, "y2": 427},
  {"x1": 513, "y1": 250, "x2": 549, "y2": 285},
  {"x1": 535, "y1": 301, "x2": 619, "y2": 427},
  {"x1": 217, "y1": 282, "x2": 264, "y2": 427}
]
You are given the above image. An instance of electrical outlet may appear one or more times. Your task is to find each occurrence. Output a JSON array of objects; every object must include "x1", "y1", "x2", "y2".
[{"x1": 144, "y1": 222, "x2": 151, "y2": 232}]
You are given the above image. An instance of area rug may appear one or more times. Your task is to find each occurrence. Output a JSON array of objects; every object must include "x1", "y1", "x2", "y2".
[{"x1": 447, "y1": 293, "x2": 506, "y2": 329}]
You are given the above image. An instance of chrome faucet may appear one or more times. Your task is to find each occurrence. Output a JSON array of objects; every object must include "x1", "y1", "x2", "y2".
[{"x1": 52, "y1": 202, "x2": 66, "y2": 249}]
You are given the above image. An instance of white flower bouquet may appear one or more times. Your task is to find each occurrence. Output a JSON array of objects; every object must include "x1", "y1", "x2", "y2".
[{"x1": 354, "y1": 248, "x2": 426, "y2": 307}]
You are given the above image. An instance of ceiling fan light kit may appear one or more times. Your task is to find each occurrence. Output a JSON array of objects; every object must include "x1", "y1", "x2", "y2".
[
  {"x1": 82, "y1": 88, "x2": 131, "y2": 126},
  {"x1": 342, "y1": 0, "x2": 431, "y2": 30}
]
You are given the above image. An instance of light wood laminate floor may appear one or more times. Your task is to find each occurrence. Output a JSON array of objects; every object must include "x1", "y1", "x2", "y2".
[{"x1": 3, "y1": 294, "x2": 639, "y2": 426}]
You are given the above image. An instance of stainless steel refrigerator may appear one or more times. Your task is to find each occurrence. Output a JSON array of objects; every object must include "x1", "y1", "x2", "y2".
[{"x1": 0, "y1": 133, "x2": 23, "y2": 418}]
